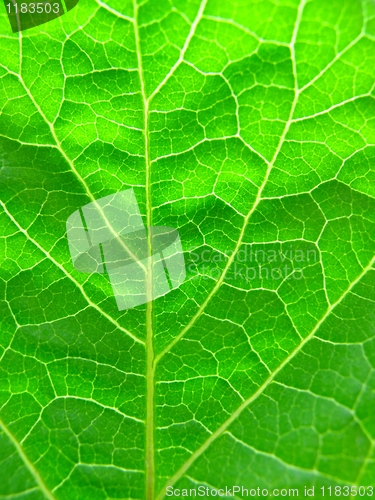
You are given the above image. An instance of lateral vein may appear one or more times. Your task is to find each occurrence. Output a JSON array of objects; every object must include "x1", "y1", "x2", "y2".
[
  {"x1": 157, "y1": 253, "x2": 375, "y2": 497},
  {"x1": 0, "y1": 418, "x2": 56, "y2": 500}
]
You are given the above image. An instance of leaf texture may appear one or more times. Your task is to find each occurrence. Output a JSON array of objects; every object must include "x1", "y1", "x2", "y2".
[{"x1": 1, "y1": 0, "x2": 375, "y2": 499}]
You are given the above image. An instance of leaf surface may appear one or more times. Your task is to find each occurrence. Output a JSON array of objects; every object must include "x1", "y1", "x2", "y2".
[{"x1": 1, "y1": 0, "x2": 375, "y2": 498}]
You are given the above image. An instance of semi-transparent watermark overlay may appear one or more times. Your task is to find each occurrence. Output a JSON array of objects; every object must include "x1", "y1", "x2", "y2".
[
  {"x1": 186, "y1": 245, "x2": 318, "y2": 283},
  {"x1": 166, "y1": 485, "x2": 374, "y2": 497},
  {"x1": 4, "y1": 0, "x2": 80, "y2": 33},
  {"x1": 66, "y1": 189, "x2": 186, "y2": 310}
]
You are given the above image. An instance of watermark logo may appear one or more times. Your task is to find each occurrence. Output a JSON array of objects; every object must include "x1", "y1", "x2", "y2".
[
  {"x1": 66, "y1": 189, "x2": 186, "y2": 310},
  {"x1": 4, "y1": 0, "x2": 80, "y2": 33},
  {"x1": 187, "y1": 245, "x2": 318, "y2": 284}
]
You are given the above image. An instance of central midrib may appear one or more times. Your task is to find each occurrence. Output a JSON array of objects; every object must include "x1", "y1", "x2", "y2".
[
  {"x1": 133, "y1": 1, "x2": 210, "y2": 497},
  {"x1": 131, "y1": 2, "x2": 155, "y2": 499}
]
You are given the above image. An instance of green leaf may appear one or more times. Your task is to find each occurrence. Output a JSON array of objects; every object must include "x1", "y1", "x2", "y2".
[{"x1": 1, "y1": 0, "x2": 375, "y2": 498}]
